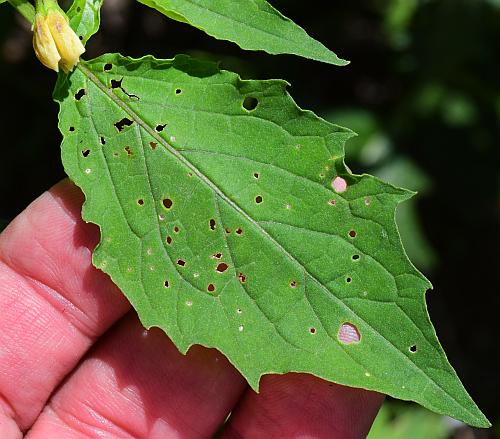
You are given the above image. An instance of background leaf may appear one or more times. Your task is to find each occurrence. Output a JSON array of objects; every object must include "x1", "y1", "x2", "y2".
[
  {"x1": 55, "y1": 53, "x2": 488, "y2": 427},
  {"x1": 136, "y1": 0, "x2": 348, "y2": 65},
  {"x1": 66, "y1": 0, "x2": 103, "y2": 45}
]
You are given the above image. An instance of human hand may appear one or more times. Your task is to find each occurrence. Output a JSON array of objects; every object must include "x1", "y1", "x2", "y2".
[{"x1": 0, "y1": 180, "x2": 383, "y2": 439}]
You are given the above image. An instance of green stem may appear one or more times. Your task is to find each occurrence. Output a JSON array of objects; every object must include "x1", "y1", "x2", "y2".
[{"x1": 7, "y1": 0, "x2": 35, "y2": 23}]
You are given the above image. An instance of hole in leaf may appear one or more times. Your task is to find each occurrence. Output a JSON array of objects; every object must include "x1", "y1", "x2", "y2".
[
  {"x1": 328, "y1": 199, "x2": 337, "y2": 206},
  {"x1": 209, "y1": 219, "x2": 216, "y2": 230},
  {"x1": 75, "y1": 89, "x2": 86, "y2": 100},
  {"x1": 409, "y1": 345, "x2": 417, "y2": 353},
  {"x1": 332, "y1": 176, "x2": 347, "y2": 193},
  {"x1": 177, "y1": 259, "x2": 186, "y2": 267},
  {"x1": 174, "y1": 226, "x2": 180, "y2": 233},
  {"x1": 207, "y1": 283, "x2": 216, "y2": 292},
  {"x1": 150, "y1": 141, "x2": 157, "y2": 150},
  {"x1": 155, "y1": 123, "x2": 167, "y2": 132},
  {"x1": 137, "y1": 199, "x2": 144, "y2": 206},
  {"x1": 235, "y1": 228, "x2": 243, "y2": 235},
  {"x1": 162, "y1": 198, "x2": 173, "y2": 209},
  {"x1": 290, "y1": 280, "x2": 297, "y2": 288},
  {"x1": 114, "y1": 118, "x2": 133, "y2": 132},
  {"x1": 164, "y1": 280, "x2": 170, "y2": 288},
  {"x1": 111, "y1": 78, "x2": 122, "y2": 89},
  {"x1": 166, "y1": 236, "x2": 172, "y2": 245},
  {"x1": 175, "y1": 88, "x2": 182, "y2": 95},
  {"x1": 309, "y1": 327, "x2": 317, "y2": 334},
  {"x1": 82, "y1": 149, "x2": 90, "y2": 157},
  {"x1": 338, "y1": 322, "x2": 361, "y2": 344},
  {"x1": 349, "y1": 230, "x2": 357, "y2": 238},
  {"x1": 213, "y1": 252, "x2": 223, "y2": 259},
  {"x1": 253, "y1": 172, "x2": 260, "y2": 179},
  {"x1": 216, "y1": 263, "x2": 228, "y2": 273},
  {"x1": 124, "y1": 146, "x2": 132, "y2": 156},
  {"x1": 255, "y1": 195, "x2": 263, "y2": 204},
  {"x1": 346, "y1": 277, "x2": 352, "y2": 283},
  {"x1": 238, "y1": 273, "x2": 246, "y2": 283},
  {"x1": 225, "y1": 228, "x2": 231, "y2": 234},
  {"x1": 104, "y1": 63, "x2": 112, "y2": 71},
  {"x1": 69, "y1": 126, "x2": 75, "y2": 132},
  {"x1": 352, "y1": 254, "x2": 360, "y2": 261},
  {"x1": 99, "y1": 136, "x2": 106, "y2": 145},
  {"x1": 236, "y1": 308, "x2": 242, "y2": 314},
  {"x1": 243, "y1": 96, "x2": 258, "y2": 111}
]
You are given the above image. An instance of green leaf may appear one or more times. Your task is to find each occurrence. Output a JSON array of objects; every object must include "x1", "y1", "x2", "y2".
[
  {"x1": 66, "y1": 0, "x2": 103, "y2": 45},
  {"x1": 136, "y1": 0, "x2": 348, "y2": 66},
  {"x1": 55, "y1": 53, "x2": 488, "y2": 428}
]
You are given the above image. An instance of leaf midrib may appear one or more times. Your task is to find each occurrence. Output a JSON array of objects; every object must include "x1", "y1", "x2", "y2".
[{"x1": 76, "y1": 61, "x2": 476, "y2": 421}]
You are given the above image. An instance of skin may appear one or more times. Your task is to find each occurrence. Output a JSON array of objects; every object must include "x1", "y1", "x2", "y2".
[{"x1": 0, "y1": 179, "x2": 383, "y2": 439}]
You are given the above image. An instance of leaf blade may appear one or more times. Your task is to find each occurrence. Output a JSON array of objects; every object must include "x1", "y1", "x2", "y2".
[
  {"x1": 55, "y1": 54, "x2": 488, "y2": 428},
  {"x1": 136, "y1": 0, "x2": 348, "y2": 66},
  {"x1": 66, "y1": 0, "x2": 103, "y2": 45}
]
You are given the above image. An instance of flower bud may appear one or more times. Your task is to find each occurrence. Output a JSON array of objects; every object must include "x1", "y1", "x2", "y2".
[{"x1": 32, "y1": 2, "x2": 85, "y2": 73}]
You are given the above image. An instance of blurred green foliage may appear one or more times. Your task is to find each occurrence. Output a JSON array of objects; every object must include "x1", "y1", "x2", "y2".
[{"x1": 368, "y1": 403, "x2": 450, "y2": 439}]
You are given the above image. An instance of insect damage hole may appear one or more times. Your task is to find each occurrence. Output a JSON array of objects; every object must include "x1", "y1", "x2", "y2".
[
  {"x1": 175, "y1": 88, "x2": 182, "y2": 95},
  {"x1": 409, "y1": 345, "x2": 417, "y2": 353},
  {"x1": 309, "y1": 327, "x2": 317, "y2": 334},
  {"x1": 150, "y1": 142, "x2": 157, "y2": 150},
  {"x1": 124, "y1": 146, "x2": 133, "y2": 156},
  {"x1": 137, "y1": 199, "x2": 144, "y2": 206},
  {"x1": 338, "y1": 322, "x2": 361, "y2": 344},
  {"x1": 177, "y1": 259, "x2": 186, "y2": 267},
  {"x1": 207, "y1": 283, "x2": 216, "y2": 292},
  {"x1": 243, "y1": 96, "x2": 258, "y2": 111},
  {"x1": 155, "y1": 123, "x2": 167, "y2": 132},
  {"x1": 332, "y1": 176, "x2": 347, "y2": 193},
  {"x1": 110, "y1": 78, "x2": 122, "y2": 89},
  {"x1": 114, "y1": 118, "x2": 133, "y2": 132},
  {"x1": 253, "y1": 172, "x2": 260, "y2": 179},
  {"x1": 164, "y1": 280, "x2": 170, "y2": 288},
  {"x1": 162, "y1": 198, "x2": 173, "y2": 209},
  {"x1": 216, "y1": 263, "x2": 228, "y2": 273},
  {"x1": 103, "y1": 63, "x2": 112, "y2": 71},
  {"x1": 348, "y1": 230, "x2": 357, "y2": 238},
  {"x1": 235, "y1": 228, "x2": 243, "y2": 235},
  {"x1": 166, "y1": 236, "x2": 172, "y2": 245},
  {"x1": 99, "y1": 136, "x2": 106, "y2": 145},
  {"x1": 209, "y1": 219, "x2": 216, "y2": 230},
  {"x1": 238, "y1": 273, "x2": 246, "y2": 283},
  {"x1": 81, "y1": 149, "x2": 90, "y2": 157},
  {"x1": 290, "y1": 280, "x2": 297, "y2": 288},
  {"x1": 75, "y1": 89, "x2": 86, "y2": 100},
  {"x1": 255, "y1": 195, "x2": 263, "y2": 204}
]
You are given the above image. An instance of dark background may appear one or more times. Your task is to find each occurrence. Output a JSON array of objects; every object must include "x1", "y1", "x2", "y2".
[{"x1": 1, "y1": 0, "x2": 499, "y2": 437}]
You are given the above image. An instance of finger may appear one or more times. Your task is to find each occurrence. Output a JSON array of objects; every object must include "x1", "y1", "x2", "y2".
[
  {"x1": 0, "y1": 180, "x2": 130, "y2": 432},
  {"x1": 27, "y1": 313, "x2": 247, "y2": 439},
  {"x1": 222, "y1": 373, "x2": 384, "y2": 439}
]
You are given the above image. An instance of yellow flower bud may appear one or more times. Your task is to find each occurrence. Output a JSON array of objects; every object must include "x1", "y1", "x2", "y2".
[{"x1": 32, "y1": 8, "x2": 85, "y2": 73}]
